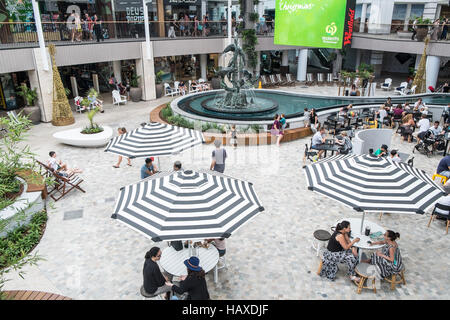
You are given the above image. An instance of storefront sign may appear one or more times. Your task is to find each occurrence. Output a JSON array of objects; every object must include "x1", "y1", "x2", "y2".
[
  {"x1": 114, "y1": 0, "x2": 157, "y2": 22},
  {"x1": 163, "y1": 0, "x2": 201, "y2": 5}
]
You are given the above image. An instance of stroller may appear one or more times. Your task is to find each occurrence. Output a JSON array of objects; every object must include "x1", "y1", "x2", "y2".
[{"x1": 413, "y1": 130, "x2": 444, "y2": 157}]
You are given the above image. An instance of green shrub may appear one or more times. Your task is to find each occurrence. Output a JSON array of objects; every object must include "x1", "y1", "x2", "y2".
[
  {"x1": 0, "y1": 210, "x2": 47, "y2": 270},
  {"x1": 161, "y1": 104, "x2": 173, "y2": 120}
]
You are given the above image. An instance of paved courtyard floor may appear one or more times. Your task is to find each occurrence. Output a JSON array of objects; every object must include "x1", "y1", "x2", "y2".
[{"x1": 3, "y1": 86, "x2": 450, "y2": 300}]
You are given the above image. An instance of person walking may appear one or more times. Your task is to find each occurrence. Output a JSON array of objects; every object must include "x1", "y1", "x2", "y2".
[
  {"x1": 210, "y1": 140, "x2": 227, "y2": 173},
  {"x1": 113, "y1": 128, "x2": 132, "y2": 168}
]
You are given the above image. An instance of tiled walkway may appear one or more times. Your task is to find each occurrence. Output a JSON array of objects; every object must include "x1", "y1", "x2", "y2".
[{"x1": 3, "y1": 88, "x2": 449, "y2": 300}]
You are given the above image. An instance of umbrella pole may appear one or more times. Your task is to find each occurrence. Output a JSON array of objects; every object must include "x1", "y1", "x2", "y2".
[{"x1": 360, "y1": 211, "x2": 365, "y2": 234}]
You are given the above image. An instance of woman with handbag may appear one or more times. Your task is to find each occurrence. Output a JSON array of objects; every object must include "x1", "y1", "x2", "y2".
[{"x1": 271, "y1": 114, "x2": 284, "y2": 146}]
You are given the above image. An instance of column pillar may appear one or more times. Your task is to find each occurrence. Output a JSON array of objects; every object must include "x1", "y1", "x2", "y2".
[
  {"x1": 370, "y1": 51, "x2": 383, "y2": 78},
  {"x1": 403, "y1": 4, "x2": 412, "y2": 31},
  {"x1": 113, "y1": 60, "x2": 122, "y2": 83},
  {"x1": 281, "y1": 50, "x2": 289, "y2": 74},
  {"x1": 201, "y1": 0, "x2": 207, "y2": 18},
  {"x1": 355, "y1": 49, "x2": 362, "y2": 70},
  {"x1": 423, "y1": 2, "x2": 438, "y2": 20},
  {"x1": 157, "y1": 0, "x2": 165, "y2": 37},
  {"x1": 30, "y1": 47, "x2": 53, "y2": 122},
  {"x1": 200, "y1": 54, "x2": 207, "y2": 80},
  {"x1": 426, "y1": 55, "x2": 441, "y2": 91},
  {"x1": 297, "y1": 49, "x2": 308, "y2": 81},
  {"x1": 359, "y1": 3, "x2": 367, "y2": 33},
  {"x1": 368, "y1": 0, "x2": 394, "y2": 34},
  {"x1": 135, "y1": 42, "x2": 156, "y2": 101}
]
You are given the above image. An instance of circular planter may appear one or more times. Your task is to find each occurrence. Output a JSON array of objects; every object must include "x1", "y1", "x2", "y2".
[
  {"x1": 52, "y1": 125, "x2": 113, "y2": 147},
  {"x1": 416, "y1": 27, "x2": 428, "y2": 41},
  {"x1": 130, "y1": 87, "x2": 142, "y2": 102},
  {"x1": 22, "y1": 105, "x2": 41, "y2": 124}
]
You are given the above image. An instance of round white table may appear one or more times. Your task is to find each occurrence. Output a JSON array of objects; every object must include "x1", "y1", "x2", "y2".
[
  {"x1": 338, "y1": 218, "x2": 386, "y2": 262},
  {"x1": 160, "y1": 245, "x2": 220, "y2": 282}
]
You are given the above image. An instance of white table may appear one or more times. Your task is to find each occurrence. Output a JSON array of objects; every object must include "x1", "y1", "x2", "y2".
[
  {"x1": 338, "y1": 218, "x2": 386, "y2": 262},
  {"x1": 160, "y1": 245, "x2": 220, "y2": 283}
]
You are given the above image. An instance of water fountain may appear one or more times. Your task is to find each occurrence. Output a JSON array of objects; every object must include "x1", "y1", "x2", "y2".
[{"x1": 201, "y1": 37, "x2": 278, "y2": 115}]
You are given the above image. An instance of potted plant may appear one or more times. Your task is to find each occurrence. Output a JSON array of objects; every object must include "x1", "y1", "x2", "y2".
[
  {"x1": 415, "y1": 17, "x2": 432, "y2": 41},
  {"x1": 16, "y1": 84, "x2": 40, "y2": 124},
  {"x1": 155, "y1": 70, "x2": 164, "y2": 98},
  {"x1": 129, "y1": 74, "x2": 142, "y2": 102},
  {"x1": 81, "y1": 106, "x2": 103, "y2": 134}
]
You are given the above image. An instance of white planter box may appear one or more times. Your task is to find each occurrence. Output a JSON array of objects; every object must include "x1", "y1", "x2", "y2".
[{"x1": 53, "y1": 125, "x2": 113, "y2": 147}]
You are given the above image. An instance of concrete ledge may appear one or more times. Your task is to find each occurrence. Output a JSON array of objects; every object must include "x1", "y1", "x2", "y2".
[{"x1": 150, "y1": 104, "x2": 313, "y2": 145}]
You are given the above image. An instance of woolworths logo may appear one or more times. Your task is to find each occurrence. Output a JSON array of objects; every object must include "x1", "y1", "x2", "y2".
[{"x1": 326, "y1": 22, "x2": 337, "y2": 36}]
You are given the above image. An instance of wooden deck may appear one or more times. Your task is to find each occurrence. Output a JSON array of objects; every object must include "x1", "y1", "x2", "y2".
[{"x1": 3, "y1": 290, "x2": 71, "y2": 300}]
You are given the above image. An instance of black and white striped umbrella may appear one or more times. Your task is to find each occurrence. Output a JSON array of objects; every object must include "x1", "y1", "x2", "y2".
[
  {"x1": 104, "y1": 122, "x2": 204, "y2": 158},
  {"x1": 304, "y1": 154, "x2": 445, "y2": 215},
  {"x1": 111, "y1": 169, "x2": 264, "y2": 241}
]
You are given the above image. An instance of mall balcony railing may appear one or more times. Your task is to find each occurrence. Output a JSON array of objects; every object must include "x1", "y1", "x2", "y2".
[
  {"x1": 354, "y1": 21, "x2": 449, "y2": 41},
  {"x1": 0, "y1": 21, "x2": 266, "y2": 48}
]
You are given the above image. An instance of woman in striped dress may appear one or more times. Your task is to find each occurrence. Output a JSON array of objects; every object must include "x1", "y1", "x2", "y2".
[
  {"x1": 364, "y1": 230, "x2": 403, "y2": 279},
  {"x1": 319, "y1": 221, "x2": 361, "y2": 282}
]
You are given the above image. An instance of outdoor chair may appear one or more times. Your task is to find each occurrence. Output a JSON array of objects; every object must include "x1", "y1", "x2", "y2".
[
  {"x1": 285, "y1": 74, "x2": 296, "y2": 86},
  {"x1": 276, "y1": 74, "x2": 287, "y2": 86},
  {"x1": 326, "y1": 73, "x2": 333, "y2": 85},
  {"x1": 432, "y1": 172, "x2": 448, "y2": 185},
  {"x1": 36, "y1": 160, "x2": 85, "y2": 201},
  {"x1": 173, "y1": 81, "x2": 181, "y2": 95},
  {"x1": 306, "y1": 73, "x2": 314, "y2": 85},
  {"x1": 302, "y1": 143, "x2": 318, "y2": 167},
  {"x1": 384, "y1": 268, "x2": 406, "y2": 290},
  {"x1": 164, "y1": 83, "x2": 177, "y2": 97},
  {"x1": 353, "y1": 263, "x2": 377, "y2": 294},
  {"x1": 394, "y1": 82, "x2": 408, "y2": 95},
  {"x1": 112, "y1": 90, "x2": 127, "y2": 106},
  {"x1": 316, "y1": 73, "x2": 325, "y2": 86},
  {"x1": 260, "y1": 75, "x2": 271, "y2": 88},
  {"x1": 427, "y1": 203, "x2": 450, "y2": 234},
  {"x1": 269, "y1": 74, "x2": 279, "y2": 87},
  {"x1": 188, "y1": 80, "x2": 199, "y2": 93},
  {"x1": 74, "y1": 96, "x2": 84, "y2": 113},
  {"x1": 140, "y1": 285, "x2": 163, "y2": 300},
  {"x1": 402, "y1": 85, "x2": 417, "y2": 95},
  {"x1": 381, "y1": 78, "x2": 392, "y2": 91}
]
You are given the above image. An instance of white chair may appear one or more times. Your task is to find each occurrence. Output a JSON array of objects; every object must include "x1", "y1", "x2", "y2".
[
  {"x1": 74, "y1": 96, "x2": 84, "y2": 113},
  {"x1": 112, "y1": 90, "x2": 127, "y2": 106},
  {"x1": 394, "y1": 82, "x2": 408, "y2": 95},
  {"x1": 316, "y1": 73, "x2": 324, "y2": 85},
  {"x1": 403, "y1": 85, "x2": 417, "y2": 95},
  {"x1": 326, "y1": 73, "x2": 333, "y2": 84},
  {"x1": 173, "y1": 81, "x2": 181, "y2": 96},
  {"x1": 164, "y1": 83, "x2": 176, "y2": 97},
  {"x1": 188, "y1": 80, "x2": 199, "y2": 93},
  {"x1": 381, "y1": 78, "x2": 392, "y2": 91}
]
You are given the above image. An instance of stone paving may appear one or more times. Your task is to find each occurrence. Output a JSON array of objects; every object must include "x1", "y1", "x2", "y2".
[{"x1": 3, "y1": 86, "x2": 450, "y2": 300}]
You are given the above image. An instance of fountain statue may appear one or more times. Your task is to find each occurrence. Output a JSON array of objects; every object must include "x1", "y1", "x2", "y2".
[{"x1": 200, "y1": 37, "x2": 278, "y2": 114}]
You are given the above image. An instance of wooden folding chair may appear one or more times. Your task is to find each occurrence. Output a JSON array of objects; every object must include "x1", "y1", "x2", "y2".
[{"x1": 36, "y1": 160, "x2": 85, "y2": 201}]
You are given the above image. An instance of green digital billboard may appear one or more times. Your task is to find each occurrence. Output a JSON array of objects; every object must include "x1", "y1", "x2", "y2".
[{"x1": 274, "y1": 0, "x2": 356, "y2": 49}]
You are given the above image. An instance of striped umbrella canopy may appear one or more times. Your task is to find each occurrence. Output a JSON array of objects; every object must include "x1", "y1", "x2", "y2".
[
  {"x1": 304, "y1": 154, "x2": 445, "y2": 228},
  {"x1": 111, "y1": 169, "x2": 265, "y2": 241},
  {"x1": 104, "y1": 122, "x2": 204, "y2": 158}
]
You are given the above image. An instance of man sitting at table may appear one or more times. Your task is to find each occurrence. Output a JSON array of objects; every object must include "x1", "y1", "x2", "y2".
[
  {"x1": 311, "y1": 127, "x2": 327, "y2": 159},
  {"x1": 142, "y1": 247, "x2": 172, "y2": 299},
  {"x1": 416, "y1": 113, "x2": 431, "y2": 142}
]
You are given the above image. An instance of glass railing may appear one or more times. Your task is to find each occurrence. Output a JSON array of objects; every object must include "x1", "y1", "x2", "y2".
[{"x1": 0, "y1": 21, "x2": 275, "y2": 48}]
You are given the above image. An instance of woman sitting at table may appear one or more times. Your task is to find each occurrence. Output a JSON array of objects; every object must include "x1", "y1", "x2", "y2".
[
  {"x1": 391, "y1": 104, "x2": 404, "y2": 127},
  {"x1": 362, "y1": 230, "x2": 404, "y2": 279},
  {"x1": 349, "y1": 85, "x2": 358, "y2": 96},
  {"x1": 166, "y1": 256, "x2": 210, "y2": 300},
  {"x1": 319, "y1": 221, "x2": 361, "y2": 282}
]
